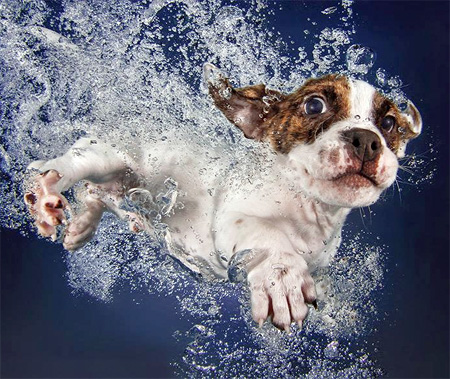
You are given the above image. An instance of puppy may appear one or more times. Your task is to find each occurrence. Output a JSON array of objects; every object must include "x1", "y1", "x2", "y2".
[{"x1": 24, "y1": 64, "x2": 422, "y2": 332}]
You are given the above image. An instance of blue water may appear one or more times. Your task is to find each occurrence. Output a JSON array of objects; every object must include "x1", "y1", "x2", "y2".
[{"x1": 1, "y1": 1, "x2": 449, "y2": 378}]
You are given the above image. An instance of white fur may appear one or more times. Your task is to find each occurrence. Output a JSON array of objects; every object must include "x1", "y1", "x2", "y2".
[{"x1": 349, "y1": 79, "x2": 377, "y2": 120}]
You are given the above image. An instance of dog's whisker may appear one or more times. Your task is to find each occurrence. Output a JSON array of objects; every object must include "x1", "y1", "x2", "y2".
[
  {"x1": 367, "y1": 205, "x2": 373, "y2": 225},
  {"x1": 394, "y1": 178, "x2": 403, "y2": 204},
  {"x1": 359, "y1": 207, "x2": 369, "y2": 231},
  {"x1": 398, "y1": 165, "x2": 415, "y2": 176}
]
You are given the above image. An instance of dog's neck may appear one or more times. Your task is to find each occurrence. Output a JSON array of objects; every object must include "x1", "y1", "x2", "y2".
[
  {"x1": 260, "y1": 152, "x2": 353, "y2": 253},
  {"x1": 275, "y1": 152, "x2": 351, "y2": 210}
]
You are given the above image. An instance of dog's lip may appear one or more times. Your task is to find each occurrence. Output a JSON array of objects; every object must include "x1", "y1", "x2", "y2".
[
  {"x1": 332, "y1": 171, "x2": 379, "y2": 187},
  {"x1": 303, "y1": 167, "x2": 380, "y2": 187}
]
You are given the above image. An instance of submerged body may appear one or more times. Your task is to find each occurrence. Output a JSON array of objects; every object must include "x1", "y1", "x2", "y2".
[{"x1": 24, "y1": 66, "x2": 422, "y2": 331}]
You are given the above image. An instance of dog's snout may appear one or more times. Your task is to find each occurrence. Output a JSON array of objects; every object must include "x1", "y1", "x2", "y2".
[{"x1": 342, "y1": 128, "x2": 382, "y2": 162}]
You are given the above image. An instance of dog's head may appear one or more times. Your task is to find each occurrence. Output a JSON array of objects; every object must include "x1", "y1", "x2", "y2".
[{"x1": 205, "y1": 64, "x2": 422, "y2": 208}]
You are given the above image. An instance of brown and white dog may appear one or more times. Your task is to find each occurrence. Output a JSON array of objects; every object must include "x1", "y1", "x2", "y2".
[{"x1": 24, "y1": 64, "x2": 422, "y2": 332}]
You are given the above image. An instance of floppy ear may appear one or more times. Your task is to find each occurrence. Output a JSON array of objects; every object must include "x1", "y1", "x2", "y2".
[
  {"x1": 204, "y1": 64, "x2": 285, "y2": 140},
  {"x1": 402, "y1": 101, "x2": 422, "y2": 136},
  {"x1": 397, "y1": 100, "x2": 423, "y2": 158}
]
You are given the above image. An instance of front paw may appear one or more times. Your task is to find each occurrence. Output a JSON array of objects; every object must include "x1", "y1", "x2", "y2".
[
  {"x1": 24, "y1": 170, "x2": 69, "y2": 240},
  {"x1": 247, "y1": 251, "x2": 317, "y2": 332}
]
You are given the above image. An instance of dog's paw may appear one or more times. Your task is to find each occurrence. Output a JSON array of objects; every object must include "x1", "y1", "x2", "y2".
[
  {"x1": 247, "y1": 251, "x2": 317, "y2": 332},
  {"x1": 63, "y1": 196, "x2": 106, "y2": 251},
  {"x1": 63, "y1": 212, "x2": 98, "y2": 251},
  {"x1": 24, "y1": 169, "x2": 69, "y2": 240}
]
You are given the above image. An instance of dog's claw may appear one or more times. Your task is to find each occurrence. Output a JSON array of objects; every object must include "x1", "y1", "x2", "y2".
[
  {"x1": 258, "y1": 318, "x2": 264, "y2": 328},
  {"x1": 312, "y1": 300, "x2": 318, "y2": 310}
]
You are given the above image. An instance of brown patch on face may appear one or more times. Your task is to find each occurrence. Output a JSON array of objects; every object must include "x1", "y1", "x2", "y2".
[
  {"x1": 372, "y1": 92, "x2": 419, "y2": 154},
  {"x1": 262, "y1": 75, "x2": 351, "y2": 153}
]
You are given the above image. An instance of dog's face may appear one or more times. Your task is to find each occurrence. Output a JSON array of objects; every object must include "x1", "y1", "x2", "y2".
[{"x1": 206, "y1": 65, "x2": 422, "y2": 208}]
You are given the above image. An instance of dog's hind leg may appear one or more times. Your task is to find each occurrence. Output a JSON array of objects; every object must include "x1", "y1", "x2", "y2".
[
  {"x1": 62, "y1": 183, "x2": 147, "y2": 251},
  {"x1": 63, "y1": 193, "x2": 106, "y2": 250}
]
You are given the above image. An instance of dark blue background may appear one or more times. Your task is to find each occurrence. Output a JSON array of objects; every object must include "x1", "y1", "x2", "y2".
[{"x1": 1, "y1": 1, "x2": 449, "y2": 378}]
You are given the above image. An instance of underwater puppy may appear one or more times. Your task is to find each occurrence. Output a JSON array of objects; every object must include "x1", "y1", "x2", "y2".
[{"x1": 24, "y1": 64, "x2": 422, "y2": 332}]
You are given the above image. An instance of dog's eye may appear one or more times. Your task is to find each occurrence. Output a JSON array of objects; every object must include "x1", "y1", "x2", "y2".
[
  {"x1": 381, "y1": 115, "x2": 396, "y2": 132},
  {"x1": 304, "y1": 97, "x2": 327, "y2": 115}
]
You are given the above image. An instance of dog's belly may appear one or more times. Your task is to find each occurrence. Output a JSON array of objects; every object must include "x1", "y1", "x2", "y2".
[
  {"x1": 132, "y1": 139, "x2": 229, "y2": 278},
  {"x1": 161, "y1": 183, "x2": 223, "y2": 277}
]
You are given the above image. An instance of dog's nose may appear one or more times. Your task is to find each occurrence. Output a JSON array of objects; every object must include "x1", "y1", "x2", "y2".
[{"x1": 342, "y1": 128, "x2": 382, "y2": 162}]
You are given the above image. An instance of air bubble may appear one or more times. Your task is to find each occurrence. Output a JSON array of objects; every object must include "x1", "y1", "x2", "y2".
[
  {"x1": 398, "y1": 102, "x2": 408, "y2": 112},
  {"x1": 219, "y1": 87, "x2": 232, "y2": 99},
  {"x1": 215, "y1": 6, "x2": 244, "y2": 31},
  {"x1": 321, "y1": 6, "x2": 338, "y2": 15},
  {"x1": 324, "y1": 341, "x2": 340, "y2": 359},
  {"x1": 387, "y1": 75, "x2": 403, "y2": 88},
  {"x1": 346, "y1": 44, "x2": 376, "y2": 74},
  {"x1": 376, "y1": 68, "x2": 388, "y2": 86}
]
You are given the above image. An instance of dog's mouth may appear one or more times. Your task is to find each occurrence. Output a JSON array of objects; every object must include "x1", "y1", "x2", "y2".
[
  {"x1": 332, "y1": 171, "x2": 378, "y2": 188},
  {"x1": 303, "y1": 167, "x2": 379, "y2": 188}
]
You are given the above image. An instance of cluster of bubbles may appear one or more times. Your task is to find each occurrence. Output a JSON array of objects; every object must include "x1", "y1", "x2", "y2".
[{"x1": 0, "y1": 0, "x2": 434, "y2": 377}]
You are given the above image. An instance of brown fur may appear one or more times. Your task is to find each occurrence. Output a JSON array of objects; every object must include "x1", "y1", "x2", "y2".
[
  {"x1": 208, "y1": 79, "x2": 285, "y2": 140},
  {"x1": 209, "y1": 74, "x2": 351, "y2": 153},
  {"x1": 263, "y1": 75, "x2": 351, "y2": 153},
  {"x1": 371, "y1": 92, "x2": 419, "y2": 154}
]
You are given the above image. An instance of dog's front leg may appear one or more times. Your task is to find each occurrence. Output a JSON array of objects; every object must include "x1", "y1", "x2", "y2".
[
  {"x1": 216, "y1": 214, "x2": 317, "y2": 331},
  {"x1": 24, "y1": 138, "x2": 134, "y2": 246}
]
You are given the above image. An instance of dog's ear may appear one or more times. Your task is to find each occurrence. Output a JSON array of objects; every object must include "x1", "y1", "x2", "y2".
[
  {"x1": 397, "y1": 101, "x2": 423, "y2": 158},
  {"x1": 204, "y1": 64, "x2": 285, "y2": 140},
  {"x1": 402, "y1": 101, "x2": 422, "y2": 136}
]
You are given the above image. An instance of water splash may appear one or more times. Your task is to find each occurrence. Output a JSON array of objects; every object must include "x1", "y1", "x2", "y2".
[
  {"x1": 346, "y1": 44, "x2": 376, "y2": 75},
  {"x1": 0, "y1": 0, "x2": 433, "y2": 377}
]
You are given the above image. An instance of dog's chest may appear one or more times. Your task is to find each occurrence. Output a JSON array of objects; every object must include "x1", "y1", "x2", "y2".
[{"x1": 239, "y1": 184, "x2": 347, "y2": 268}]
